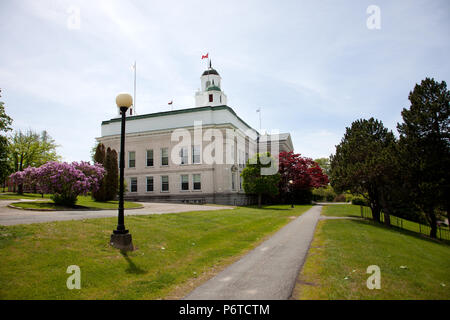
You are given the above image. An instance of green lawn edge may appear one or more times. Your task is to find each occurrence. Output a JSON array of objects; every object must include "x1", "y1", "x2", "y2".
[
  {"x1": 293, "y1": 213, "x2": 450, "y2": 299},
  {"x1": 0, "y1": 204, "x2": 311, "y2": 299}
]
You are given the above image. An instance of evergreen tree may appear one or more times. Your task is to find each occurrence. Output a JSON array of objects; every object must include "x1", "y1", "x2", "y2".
[
  {"x1": 397, "y1": 78, "x2": 450, "y2": 238},
  {"x1": 104, "y1": 148, "x2": 118, "y2": 201},
  {"x1": 330, "y1": 118, "x2": 397, "y2": 223},
  {"x1": 92, "y1": 143, "x2": 107, "y2": 201}
]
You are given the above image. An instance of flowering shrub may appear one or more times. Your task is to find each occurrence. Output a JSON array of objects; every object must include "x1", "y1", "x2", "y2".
[{"x1": 9, "y1": 161, "x2": 105, "y2": 206}]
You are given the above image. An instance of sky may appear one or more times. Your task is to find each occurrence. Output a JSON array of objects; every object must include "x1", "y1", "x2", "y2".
[{"x1": 1, "y1": 0, "x2": 449, "y2": 162}]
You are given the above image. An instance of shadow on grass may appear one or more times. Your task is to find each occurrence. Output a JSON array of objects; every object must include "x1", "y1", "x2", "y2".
[
  {"x1": 120, "y1": 251, "x2": 148, "y2": 275},
  {"x1": 245, "y1": 205, "x2": 293, "y2": 211},
  {"x1": 349, "y1": 218, "x2": 450, "y2": 246}
]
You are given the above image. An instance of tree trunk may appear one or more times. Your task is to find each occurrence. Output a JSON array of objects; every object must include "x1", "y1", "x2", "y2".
[
  {"x1": 371, "y1": 204, "x2": 381, "y2": 223},
  {"x1": 384, "y1": 212, "x2": 391, "y2": 226},
  {"x1": 427, "y1": 210, "x2": 437, "y2": 239},
  {"x1": 258, "y1": 193, "x2": 262, "y2": 208}
]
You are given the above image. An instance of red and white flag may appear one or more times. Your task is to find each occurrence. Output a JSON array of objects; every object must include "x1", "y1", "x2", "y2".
[
  {"x1": 168, "y1": 100, "x2": 173, "y2": 105},
  {"x1": 201, "y1": 53, "x2": 209, "y2": 59}
]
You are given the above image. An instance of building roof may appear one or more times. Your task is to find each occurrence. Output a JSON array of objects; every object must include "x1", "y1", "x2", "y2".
[
  {"x1": 202, "y1": 69, "x2": 220, "y2": 76},
  {"x1": 206, "y1": 85, "x2": 221, "y2": 91},
  {"x1": 101, "y1": 105, "x2": 258, "y2": 136}
]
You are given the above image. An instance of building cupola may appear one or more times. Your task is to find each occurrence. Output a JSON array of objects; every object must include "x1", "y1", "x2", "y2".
[{"x1": 195, "y1": 59, "x2": 228, "y2": 107}]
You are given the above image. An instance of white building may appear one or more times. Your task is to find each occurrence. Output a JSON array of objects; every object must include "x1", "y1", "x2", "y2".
[{"x1": 98, "y1": 63, "x2": 293, "y2": 205}]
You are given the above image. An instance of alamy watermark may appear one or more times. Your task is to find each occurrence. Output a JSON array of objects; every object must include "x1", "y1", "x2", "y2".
[
  {"x1": 366, "y1": 5, "x2": 381, "y2": 30},
  {"x1": 66, "y1": 265, "x2": 81, "y2": 290},
  {"x1": 67, "y1": 6, "x2": 81, "y2": 30},
  {"x1": 170, "y1": 121, "x2": 279, "y2": 175},
  {"x1": 366, "y1": 265, "x2": 381, "y2": 289}
]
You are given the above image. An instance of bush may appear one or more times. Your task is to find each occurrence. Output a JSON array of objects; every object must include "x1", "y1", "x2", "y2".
[
  {"x1": 9, "y1": 161, "x2": 105, "y2": 207},
  {"x1": 333, "y1": 194, "x2": 347, "y2": 202},
  {"x1": 312, "y1": 185, "x2": 337, "y2": 202},
  {"x1": 352, "y1": 196, "x2": 369, "y2": 206}
]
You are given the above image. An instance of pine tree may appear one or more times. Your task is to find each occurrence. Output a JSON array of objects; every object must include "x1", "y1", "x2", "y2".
[{"x1": 397, "y1": 78, "x2": 450, "y2": 238}]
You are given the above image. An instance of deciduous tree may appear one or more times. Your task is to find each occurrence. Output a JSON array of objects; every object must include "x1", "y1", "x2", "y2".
[
  {"x1": 241, "y1": 153, "x2": 280, "y2": 208},
  {"x1": 279, "y1": 152, "x2": 329, "y2": 204}
]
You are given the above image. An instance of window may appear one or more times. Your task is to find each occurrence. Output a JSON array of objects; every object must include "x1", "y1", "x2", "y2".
[
  {"x1": 231, "y1": 173, "x2": 236, "y2": 190},
  {"x1": 209, "y1": 94, "x2": 213, "y2": 102},
  {"x1": 161, "y1": 148, "x2": 169, "y2": 166},
  {"x1": 205, "y1": 80, "x2": 211, "y2": 88},
  {"x1": 245, "y1": 152, "x2": 249, "y2": 165},
  {"x1": 180, "y1": 147, "x2": 188, "y2": 165},
  {"x1": 146, "y1": 149, "x2": 154, "y2": 167},
  {"x1": 146, "y1": 176, "x2": 154, "y2": 192},
  {"x1": 192, "y1": 145, "x2": 201, "y2": 164},
  {"x1": 128, "y1": 151, "x2": 136, "y2": 168},
  {"x1": 193, "y1": 174, "x2": 201, "y2": 190},
  {"x1": 130, "y1": 177, "x2": 137, "y2": 192},
  {"x1": 181, "y1": 175, "x2": 189, "y2": 190},
  {"x1": 161, "y1": 176, "x2": 169, "y2": 191}
]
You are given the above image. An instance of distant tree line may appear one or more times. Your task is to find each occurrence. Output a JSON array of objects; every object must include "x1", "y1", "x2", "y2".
[{"x1": 329, "y1": 78, "x2": 449, "y2": 238}]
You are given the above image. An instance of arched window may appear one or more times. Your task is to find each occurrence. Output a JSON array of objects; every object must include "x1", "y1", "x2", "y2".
[{"x1": 205, "y1": 81, "x2": 211, "y2": 89}]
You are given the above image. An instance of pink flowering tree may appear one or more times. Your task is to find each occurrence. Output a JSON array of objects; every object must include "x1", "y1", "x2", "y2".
[{"x1": 9, "y1": 161, "x2": 105, "y2": 206}]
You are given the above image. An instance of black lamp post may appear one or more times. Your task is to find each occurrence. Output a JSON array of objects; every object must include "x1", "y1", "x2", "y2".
[
  {"x1": 288, "y1": 179, "x2": 294, "y2": 208},
  {"x1": 110, "y1": 93, "x2": 134, "y2": 251}
]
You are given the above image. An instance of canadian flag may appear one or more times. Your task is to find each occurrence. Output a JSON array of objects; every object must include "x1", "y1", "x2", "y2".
[
  {"x1": 168, "y1": 100, "x2": 173, "y2": 105},
  {"x1": 201, "y1": 53, "x2": 209, "y2": 59}
]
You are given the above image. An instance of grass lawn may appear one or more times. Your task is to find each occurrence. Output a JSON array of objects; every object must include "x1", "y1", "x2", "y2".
[
  {"x1": 321, "y1": 204, "x2": 362, "y2": 217},
  {"x1": 2, "y1": 193, "x2": 142, "y2": 210},
  {"x1": 0, "y1": 204, "x2": 310, "y2": 299},
  {"x1": 293, "y1": 212, "x2": 450, "y2": 299},
  {"x1": 0, "y1": 192, "x2": 52, "y2": 200},
  {"x1": 323, "y1": 204, "x2": 450, "y2": 240}
]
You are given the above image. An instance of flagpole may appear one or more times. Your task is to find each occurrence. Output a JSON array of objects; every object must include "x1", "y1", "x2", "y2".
[
  {"x1": 133, "y1": 61, "x2": 137, "y2": 115},
  {"x1": 256, "y1": 108, "x2": 262, "y2": 132}
]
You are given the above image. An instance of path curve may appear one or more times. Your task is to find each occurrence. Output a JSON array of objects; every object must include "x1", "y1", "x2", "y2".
[
  {"x1": 184, "y1": 205, "x2": 323, "y2": 300},
  {"x1": 0, "y1": 200, "x2": 233, "y2": 226}
]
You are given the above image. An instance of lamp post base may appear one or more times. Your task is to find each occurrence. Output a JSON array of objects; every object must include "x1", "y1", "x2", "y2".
[{"x1": 110, "y1": 233, "x2": 134, "y2": 251}]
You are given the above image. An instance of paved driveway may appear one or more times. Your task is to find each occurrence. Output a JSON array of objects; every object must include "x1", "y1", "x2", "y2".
[
  {"x1": 184, "y1": 205, "x2": 323, "y2": 300},
  {"x1": 0, "y1": 200, "x2": 233, "y2": 226}
]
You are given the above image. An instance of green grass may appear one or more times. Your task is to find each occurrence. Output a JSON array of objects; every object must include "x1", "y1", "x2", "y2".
[
  {"x1": 323, "y1": 204, "x2": 450, "y2": 240},
  {"x1": 321, "y1": 204, "x2": 362, "y2": 217},
  {"x1": 294, "y1": 217, "x2": 450, "y2": 299},
  {"x1": 0, "y1": 204, "x2": 310, "y2": 299},
  {"x1": 0, "y1": 193, "x2": 52, "y2": 200},
  {"x1": 3, "y1": 194, "x2": 142, "y2": 210}
]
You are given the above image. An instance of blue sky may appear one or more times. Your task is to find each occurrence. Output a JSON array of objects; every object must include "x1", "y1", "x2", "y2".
[{"x1": 1, "y1": 0, "x2": 449, "y2": 162}]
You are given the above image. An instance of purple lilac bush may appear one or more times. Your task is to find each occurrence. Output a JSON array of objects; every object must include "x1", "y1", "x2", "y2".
[{"x1": 9, "y1": 161, "x2": 105, "y2": 206}]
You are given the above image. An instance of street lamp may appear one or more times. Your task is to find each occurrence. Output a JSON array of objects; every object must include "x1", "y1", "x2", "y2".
[
  {"x1": 288, "y1": 179, "x2": 294, "y2": 208},
  {"x1": 110, "y1": 93, "x2": 134, "y2": 251}
]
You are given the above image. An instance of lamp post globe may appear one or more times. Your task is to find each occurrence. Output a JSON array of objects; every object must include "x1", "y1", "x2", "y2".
[
  {"x1": 110, "y1": 92, "x2": 134, "y2": 251},
  {"x1": 288, "y1": 180, "x2": 294, "y2": 209}
]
